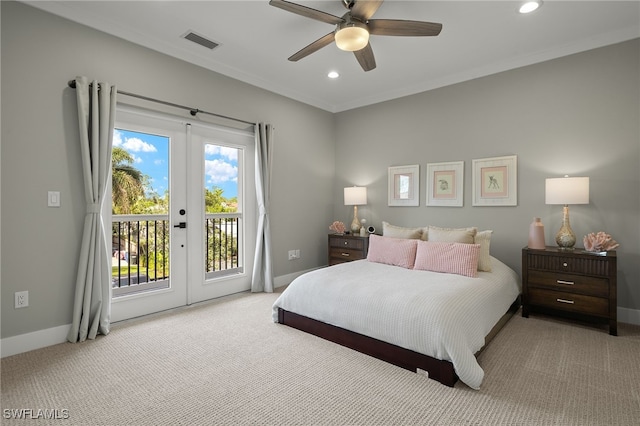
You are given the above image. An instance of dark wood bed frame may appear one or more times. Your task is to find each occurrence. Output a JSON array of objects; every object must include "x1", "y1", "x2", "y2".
[{"x1": 277, "y1": 297, "x2": 520, "y2": 387}]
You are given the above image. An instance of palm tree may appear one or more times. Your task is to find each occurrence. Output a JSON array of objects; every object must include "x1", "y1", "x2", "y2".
[{"x1": 112, "y1": 147, "x2": 144, "y2": 214}]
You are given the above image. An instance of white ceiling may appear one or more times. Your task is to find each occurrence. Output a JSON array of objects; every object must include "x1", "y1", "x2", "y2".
[{"x1": 25, "y1": 1, "x2": 640, "y2": 112}]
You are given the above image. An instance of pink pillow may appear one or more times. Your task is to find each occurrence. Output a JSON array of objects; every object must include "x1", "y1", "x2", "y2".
[
  {"x1": 413, "y1": 241, "x2": 480, "y2": 278},
  {"x1": 367, "y1": 235, "x2": 418, "y2": 269}
]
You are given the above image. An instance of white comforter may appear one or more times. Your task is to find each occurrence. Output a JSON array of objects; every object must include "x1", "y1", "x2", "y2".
[{"x1": 272, "y1": 257, "x2": 520, "y2": 389}]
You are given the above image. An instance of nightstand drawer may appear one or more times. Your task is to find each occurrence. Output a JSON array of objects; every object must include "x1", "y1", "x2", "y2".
[
  {"x1": 527, "y1": 270, "x2": 608, "y2": 297},
  {"x1": 328, "y1": 234, "x2": 369, "y2": 266},
  {"x1": 527, "y1": 253, "x2": 612, "y2": 277},
  {"x1": 528, "y1": 288, "x2": 609, "y2": 317},
  {"x1": 329, "y1": 237, "x2": 364, "y2": 251},
  {"x1": 329, "y1": 247, "x2": 366, "y2": 261}
]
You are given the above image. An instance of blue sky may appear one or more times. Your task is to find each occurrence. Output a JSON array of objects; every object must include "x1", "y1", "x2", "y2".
[{"x1": 113, "y1": 128, "x2": 238, "y2": 199}]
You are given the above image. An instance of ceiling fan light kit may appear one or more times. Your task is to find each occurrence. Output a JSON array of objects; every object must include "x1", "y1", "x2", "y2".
[
  {"x1": 335, "y1": 22, "x2": 369, "y2": 52},
  {"x1": 269, "y1": 0, "x2": 442, "y2": 72}
]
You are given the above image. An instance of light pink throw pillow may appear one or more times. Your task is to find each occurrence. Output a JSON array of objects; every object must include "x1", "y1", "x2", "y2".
[
  {"x1": 413, "y1": 241, "x2": 480, "y2": 278},
  {"x1": 367, "y1": 234, "x2": 418, "y2": 269}
]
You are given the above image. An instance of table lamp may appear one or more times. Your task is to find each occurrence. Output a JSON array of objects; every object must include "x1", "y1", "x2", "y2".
[
  {"x1": 545, "y1": 176, "x2": 589, "y2": 249},
  {"x1": 344, "y1": 186, "x2": 367, "y2": 234}
]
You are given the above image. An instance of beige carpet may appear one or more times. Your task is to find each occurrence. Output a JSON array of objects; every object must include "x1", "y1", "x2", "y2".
[{"x1": 2, "y1": 290, "x2": 639, "y2": 425}]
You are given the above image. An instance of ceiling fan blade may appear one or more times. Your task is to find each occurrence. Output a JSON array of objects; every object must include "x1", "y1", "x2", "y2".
[
  {"x1": 350, "y1": 0, "x2": 384, "y2": 21},
  {"x1": 269, "y1": 0, "x2": 343, "y2": 25},
  {"x1": 353, "y1": 43, "x2": 376, "y2": 72},
  {"x1": 288, "y1": 32, "x2": 336, "y2": 62},
  {"x1": 368, "y1": 19, "x2": 442, "y2": 36}
]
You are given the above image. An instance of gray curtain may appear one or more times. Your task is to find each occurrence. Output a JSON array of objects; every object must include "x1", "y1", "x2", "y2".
[
  {"x1": 67, "y1": 76, "x2": 117, "y2": 343},
  {"x1": 251, "y1": 123, "x2": 274, "y2": 292}
]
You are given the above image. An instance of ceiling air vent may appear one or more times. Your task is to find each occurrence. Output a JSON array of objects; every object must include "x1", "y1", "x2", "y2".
[{"x1": 182, "y1": 31, "x2": 220, "y2": 50}]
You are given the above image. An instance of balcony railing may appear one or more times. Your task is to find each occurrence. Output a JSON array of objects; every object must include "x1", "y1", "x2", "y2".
[
  {"x1": 205, "y1": 213, "x2": 242, "y2": 279},
  {"x1": 112, "y1": 213, "x2": 241, "y2": 297}
]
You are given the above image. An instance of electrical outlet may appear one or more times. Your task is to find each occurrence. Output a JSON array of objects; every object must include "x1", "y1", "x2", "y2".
[
  {"x1": 15, "y1": 291, "x2": 29, "y2": 309},
  {"x1": 288, "y1": 250, "x2": 300, "y2": 260}
]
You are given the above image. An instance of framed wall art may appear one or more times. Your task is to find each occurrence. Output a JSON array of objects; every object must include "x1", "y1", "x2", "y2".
[
  {"x1": 426, "y1": 161, "x2": 464, "y2": 207},
  {"x1": 388, "y1": 165, "x2": 419, "y2": 206},
  {"x1": 472, "y1": 155, "x2": 517, "y2": 206}
]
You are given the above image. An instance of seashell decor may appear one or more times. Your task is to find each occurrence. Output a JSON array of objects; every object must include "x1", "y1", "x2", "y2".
[
  {"x1": 329, "y1": 221, "x2": 346, "y2": 234},
  {"x1": 583, "y1": 231, "x2": 619, "y2": 252}
]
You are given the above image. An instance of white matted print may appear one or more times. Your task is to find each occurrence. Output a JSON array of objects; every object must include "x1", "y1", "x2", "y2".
[
  {"x1": 426, "y1": 161, "x2": 464, "y2": 207},
  {"x1": 472, "y1": 155, "x2": 517, "y2": 206},
  {"x1": 388, "y1": 165, "x2": 419, "y2": 206}
]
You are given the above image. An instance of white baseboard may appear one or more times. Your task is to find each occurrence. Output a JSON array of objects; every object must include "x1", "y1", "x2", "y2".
[
  {"x1": 274, "y1": 266, "x2": 324, "y2": 289},
  {"x1": 1, "y1": 324, "x2": 71, "y2": 358},
  {"x1": 618, "y1": 307, "x2": 640, "y2": 326}
]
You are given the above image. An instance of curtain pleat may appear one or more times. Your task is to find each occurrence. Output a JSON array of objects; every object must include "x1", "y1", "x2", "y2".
[
  {"x1": 68, "y1": 76, "x2": 117, "y2": 343},
  {"x1": 251, "y1": 123, "x2": 274, "y2": 293}
]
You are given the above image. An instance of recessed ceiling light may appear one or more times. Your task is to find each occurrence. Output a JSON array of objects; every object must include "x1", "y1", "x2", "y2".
[
  {"x1": 519, "y1": 1, "x2": 542, "y2": 14},
  {"x1": 328, "y1": 71, "x2": 340, "y2": 79}
]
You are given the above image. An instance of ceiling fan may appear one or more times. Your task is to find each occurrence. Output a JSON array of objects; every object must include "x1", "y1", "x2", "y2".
[{"x1": 269, "y1": 0, "x2": 442, "y2": 72}]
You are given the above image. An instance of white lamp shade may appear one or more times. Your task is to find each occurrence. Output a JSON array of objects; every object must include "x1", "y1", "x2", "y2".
[
  {"x1": 335, "y1": 25, "x2": 369, "y2": 52},
  {"x1": 545, "y1": 177, "x2": 589, "y2": 205},
  {"x1": 344, "y1": 186, "x2": 367, "y2": 205}
]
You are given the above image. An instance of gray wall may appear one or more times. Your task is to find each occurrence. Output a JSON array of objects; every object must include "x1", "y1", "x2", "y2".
[
  {"x1": 334, "y1": 39, "x2": 640, "y2": 314},
  {"x1": 1, "y1": 1, "x2": 336, "y2": 339}
]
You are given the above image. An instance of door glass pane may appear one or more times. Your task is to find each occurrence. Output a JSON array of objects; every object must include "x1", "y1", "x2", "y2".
[
  {"x1": 112, "y1": 128, "x2": 171, "y2": 296},
  {"x1": 203, "y1": 143, "x2": 243, "y2": 279}
]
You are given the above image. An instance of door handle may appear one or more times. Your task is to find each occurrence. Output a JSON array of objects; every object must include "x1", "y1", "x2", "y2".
[{"x1": 174, "y1": 222, "x2": 187, "y2": 229}]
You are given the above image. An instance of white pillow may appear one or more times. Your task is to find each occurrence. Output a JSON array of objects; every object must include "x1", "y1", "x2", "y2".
[
  {"x1": 474, "y1": 230, "x2": 493, "y2": 272},
  {"x1": 382, "y1": 221, "x2": 423, "y2": 239},
  {"x1": 427, "y1": 226, "x2": 477, "y2": 244}
]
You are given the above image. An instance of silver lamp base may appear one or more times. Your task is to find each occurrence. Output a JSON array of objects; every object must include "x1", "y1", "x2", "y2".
[
  {"x1": 555, "y1": 205, "x2": 576, "y2": 249},
  {"x1": 350, "y1": 205, "x2": 361, "y2": 233}
]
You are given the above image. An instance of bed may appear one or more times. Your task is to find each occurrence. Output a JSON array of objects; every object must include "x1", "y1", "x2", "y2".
[{"x1": 272, "y1": 232, "x2": 521, "y2": 390}]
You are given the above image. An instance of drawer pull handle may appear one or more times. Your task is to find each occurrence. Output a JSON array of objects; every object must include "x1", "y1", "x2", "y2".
[
  {"x1": 341, "y1": 253, "x2": 350, "y2": 257},
  {"x1": 556, "y1": 280, "x2": 575, "y2": 285},
  {"x1": 556, "y1": 298, "x2": 575, "y2": 304},
  {"x1": 562, "y1": 262, "x2": 568, "y2": 267},
  {"x1": 344, "y1": 241, "x2": 349, "y2": 245}
]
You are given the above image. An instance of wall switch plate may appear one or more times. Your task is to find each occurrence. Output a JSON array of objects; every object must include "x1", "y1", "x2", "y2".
[
  {"x1": 15, "y1": 291, "x2": 29, "y2": 308},
  {"x1": 48, "y1": 191, "x2": 61, "y2": 207}
]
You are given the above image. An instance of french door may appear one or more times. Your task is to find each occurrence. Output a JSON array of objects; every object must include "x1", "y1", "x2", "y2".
[
  {"x1": 186, "y1": 123, "x2": 256, "y2": 304},
  {"x1": 110, "y1": 106, "x2": 255, "y2": 322}
]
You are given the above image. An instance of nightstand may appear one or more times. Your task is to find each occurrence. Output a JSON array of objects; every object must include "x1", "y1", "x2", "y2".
[
  {"x1": 328, "y1": 234, "x2": 369, "y2": 266},
  {"x1": 522, "y1": 247, "x2": 617, "y2": 335}
]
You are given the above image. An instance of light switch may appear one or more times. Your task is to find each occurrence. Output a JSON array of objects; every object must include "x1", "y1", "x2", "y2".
[{"x1": 48, "y1": 191, "x2": 61, "y2": 207}]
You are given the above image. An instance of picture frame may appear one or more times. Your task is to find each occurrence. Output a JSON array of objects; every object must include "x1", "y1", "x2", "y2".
[
  {"x1": 472, "y1": 155, "x2": 517, "y2": 206},
  {"x1": 426, "y1": 161, "x2": 464, "y2": 207},
  {"x1": 388, "y1": 165, "x2": 419, "y2": 206}
]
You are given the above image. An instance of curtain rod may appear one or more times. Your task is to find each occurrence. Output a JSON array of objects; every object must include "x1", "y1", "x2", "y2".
[{"x1": 67, "y1": 79, "x2": 255, "y2": 127}]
